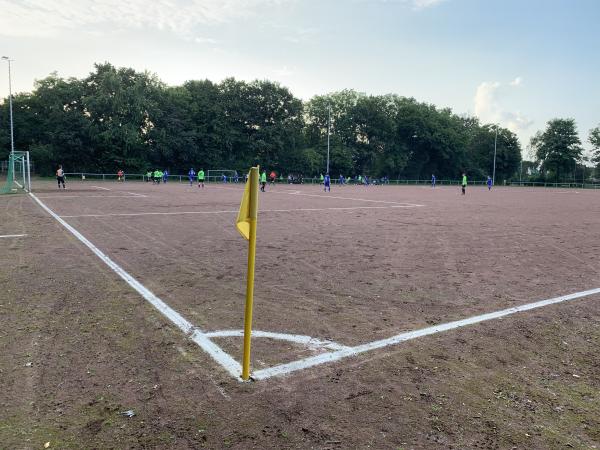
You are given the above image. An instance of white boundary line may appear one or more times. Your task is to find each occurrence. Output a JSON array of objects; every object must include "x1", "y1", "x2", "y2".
[
  {"x1": 59, "y1": 204, "x2": 421, "y2": 218},
  {"x1": 212, "y1": 185, "x2": 423, "y2": 207},
  {"x1": 29, "y1": 193, "x2": 242, "y2": 379},
  {"x1": 27, "y1": 192, "x2": 600, "y2": 382},
  {"x1": 205, "y1": 330, "x2": 351, "y2": 352},
  {"x1": 252, "y1": 287, "x2": 600, "y2": 380},
  {"x1": 0, "y1": 234, "x2": 27, "y2": 238},
  {"x1": 35, "y1": 194, "x2": 145, "y2": 199},
  {"x1": 90, "y1": 185, "x2": 111, "y2": 191}
]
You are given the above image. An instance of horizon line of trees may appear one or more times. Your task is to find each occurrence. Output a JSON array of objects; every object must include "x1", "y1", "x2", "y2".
[{"x1": 0, "y1": 63, "x2": 598, "y2": 181}]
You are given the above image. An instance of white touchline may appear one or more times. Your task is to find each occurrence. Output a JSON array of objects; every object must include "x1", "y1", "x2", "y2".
[
  {"x1": 35, "y1": 195, "x2": 145, "y2": 199},
  {"x1": 90, "y1": 185, "x2": 111, "y2": 191},
  {"x1": 205, "y1": 330, "x2": 351, "y2": 352},
  {"x1": 27, "y1": 193, "x2": 600, "y2": 383},
  {"x1": 29, "y1": 193, "x2": 242, "y2": 379},
  {"x1": 251, "y1": 287, "x2": 600, "y2": 380},
  {"x1": 59, "y1": 204, "x2": 422, "y2": 218},
  {"x1": 212, "y1": 185, "x2": 423, "y2": 207},
  {"x1": 0, "y1": 234, "x2": 27, "y2": 238}
]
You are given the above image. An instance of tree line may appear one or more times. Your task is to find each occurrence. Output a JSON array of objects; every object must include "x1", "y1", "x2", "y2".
[{"x1": 0, "y1": 63, "x2": 597, "y2": 180}]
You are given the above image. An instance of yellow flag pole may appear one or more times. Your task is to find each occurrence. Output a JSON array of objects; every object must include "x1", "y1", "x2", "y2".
[{"x1": 242, "y1": 166, "x2": 259, "y2": 380}]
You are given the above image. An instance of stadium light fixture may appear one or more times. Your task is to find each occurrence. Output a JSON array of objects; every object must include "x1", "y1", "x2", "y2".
[
  {"x1": 326, "y1": 103, "x2": 331, "y2": 175},
  {"x1": 492, "y1": 124, "x2": 498, "y2": 185},
  {"x1": 1, "y1": 56, "x2": 15, "y2": 157}
]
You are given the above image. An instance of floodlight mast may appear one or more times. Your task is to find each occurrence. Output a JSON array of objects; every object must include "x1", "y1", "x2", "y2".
[
  {"x1": 492, "y1": 124, "x2": 498, "y2": 186},
  {"x1": 1, "y1": 56, "x2": 15, "y2": 157},
  {"x1": 326, "y1": 103, "x2": 331, "y2": 175}
]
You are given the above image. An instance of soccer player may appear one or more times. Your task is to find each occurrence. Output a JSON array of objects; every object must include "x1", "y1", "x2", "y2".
[
  {"x1": 198, "y1": 169, "x2": 205, "y2": 188},
  {"x1": 324, "y1": 173, "x2": 331, "y2": 192},
  {"x1": 260, "y1": 171, "x2": 267, "y2": 192},
  {"x1": 56, "y1": 165, "x2": 66, "y2": 189},
  {"x1": 461, "y1": 173, "x2": 467, "y2": 195},
  {"x1": 188, "y1": 168, "x2": 196, "y2": 186},
  {"x1": 146, "y1": 170, "x2": 152, "y2": 182},
  {"x1": 117, "y1": 169, "x2": 124, "y2": 182},
  {"x1": 270, "y1": 170, "x2": 276, "y2": 185},
  {"x1": 163, "y1": 169, "x2": 169, "y2": 183},
  {"x1": 487, "y1": 176, "x2": 493, "y2": 190},
  {"x1": 431, "y1": 174, "x2": 436, "y2": 188}
]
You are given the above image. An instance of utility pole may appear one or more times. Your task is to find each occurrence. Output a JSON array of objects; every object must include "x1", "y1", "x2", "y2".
[
  {"x1": 326, "y1": 104, "x2": 331, "y2": 175},
  {"x1": 520, "y1": 159, "x2": 523, "y2": 186},
  {"x1": 492, "y1": 124, "x2": 498, "y2": 186},
  {"x1": 1, "y1": 56, "x2": 15, "y2": 156}
]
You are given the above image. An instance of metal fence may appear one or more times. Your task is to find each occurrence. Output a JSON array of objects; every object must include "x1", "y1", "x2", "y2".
[{"x1": 63, "y1": 172, "x2": 600, "y2": 189}]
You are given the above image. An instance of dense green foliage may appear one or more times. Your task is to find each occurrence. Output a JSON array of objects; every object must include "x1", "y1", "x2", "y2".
[
  {"x1": 530, "y1": 119, "x2": 583, "y2": 181},
  {"x1": 590, "y1": 124, "x2": 600, "y2": 166},
  {"x1": 0, "y1": 63, "x2": 525, "y2": 179}
]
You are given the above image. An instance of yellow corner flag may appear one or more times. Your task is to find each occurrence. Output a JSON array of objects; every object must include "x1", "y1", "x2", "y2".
[
  {"x1": 235, "y1": 169, "x2": 255, "y2": 240},
  {"x1": 237, "y1": 166, "x2": 259, "y2": 380}
]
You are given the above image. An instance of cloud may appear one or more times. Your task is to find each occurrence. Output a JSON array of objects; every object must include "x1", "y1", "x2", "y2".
[
  {"x1": 273, "y1": 65, "x2": 294, "y2": 77},
  {"x1": 283, "y1": 27, "x2": 318, "y2": 44},
  {"x1": 509, "y1": 76, "x2": 523, "y2": 86},
  {"x1": 367, "y1": 0, "x2": 446, "y2": 9},
  {"x1": 0, "y1": 0, "x2": 292, "y2": 38},
  {"x1": 474, "y1": 77, "x2": 533, "y2": 133},
  {"x1": 410, "y1": 0, "x2": 446, "y2": 9},
  {"x1": 194, "y1": 37, "x2": 218, "y2": 45}
]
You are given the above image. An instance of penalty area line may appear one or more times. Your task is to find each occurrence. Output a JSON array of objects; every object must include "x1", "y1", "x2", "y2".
[
  {"x1": 252, "y1": 287, "x2": 600, "y2": 380},
  {"x1": 0, "y1": 234, "x2": 27, "y2": 238},
  {"x1": 60, "y1": 204, "x2": 422, "y2": 218},
  {"x1": 28, "y1": 192, "x2": 242, "y2": 379}
]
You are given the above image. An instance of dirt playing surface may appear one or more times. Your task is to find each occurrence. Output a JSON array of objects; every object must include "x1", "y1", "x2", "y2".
[{"x1": 1, "y1": 179, "x2": 600, "y2": 449}]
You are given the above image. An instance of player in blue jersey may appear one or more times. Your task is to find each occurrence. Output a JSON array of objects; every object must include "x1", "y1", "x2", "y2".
[
  {"x1": 324, "y1": 173, "x2": 331, "y2": 192},
  {"x1": 188, "y1": 168, "x2": 195, "y2": 186},
  {"x1": 431, "y1": 174, "x2": 436, "y2": 188},
  {"x1": 487, "y1": 176, "x2": 493, "y2": 190}
]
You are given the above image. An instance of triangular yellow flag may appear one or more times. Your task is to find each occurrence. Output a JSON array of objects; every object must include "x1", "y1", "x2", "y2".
[
  {"x1": 236, "y1": 167, "x2": 258, "y2": 240},
  {"x1": 236, "y1": 178, "x2": 251, "y2": 240}
]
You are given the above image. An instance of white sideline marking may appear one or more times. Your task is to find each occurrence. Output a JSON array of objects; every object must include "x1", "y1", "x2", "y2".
[
  {"x1": 27, "y1": 193, "x2": 600, "y2": 382},
  {"x1": 252, "y1": 287, "x2": 600, "y2": 380},
  {"x1": 36, "y1": 195, "x2": 144, "y2": 199},
  {"x1": 29, "y1": 193, "x2": 242, "y2": 379},
  {"x1": 60, "y1": 204, "x2": 420, "y2": 218},
  {"x1": 0, "y1": 234, "x2": 27, "y2": 238},
  {"x1": 125, "y1": 192, "x2": 147, "y2": 197},
  {"x1": 90, "y1": 185, "x2": 111, "y2": 191},
  {"x1": 206, "y1": 330, "x2": 351, "y2": 352},
  {"x1": 212, "y1": 185, "x2": 423, "y2": 207}
]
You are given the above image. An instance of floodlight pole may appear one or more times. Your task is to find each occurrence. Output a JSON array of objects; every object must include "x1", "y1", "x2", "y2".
[
  {"x1": 519, "y1": 158, "x2": 523, "y2": 186},
  {"x1": 1, "y1": 57, "x2": 15, "y2": 156},
  {"x1": 326, "y1": 103, "x2": 331, "y2": 175},
  {"x1": 492, "y1": 124, "x2": 498, "y2": 186}
]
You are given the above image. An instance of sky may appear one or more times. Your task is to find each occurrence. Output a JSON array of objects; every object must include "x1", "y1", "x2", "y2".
[{"x1": 0, "y1": 0, "x2": 598, "y2": 158}]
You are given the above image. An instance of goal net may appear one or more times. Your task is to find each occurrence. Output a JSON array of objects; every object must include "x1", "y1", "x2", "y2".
[
  {"x1": 206, "y1": 169, "x2": 241, "y2": 183},
  {"x1": 0, "y1": 151, "x2": 31, "y2": 194}
]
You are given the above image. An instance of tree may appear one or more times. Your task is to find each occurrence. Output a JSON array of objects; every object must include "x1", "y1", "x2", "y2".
[
  {"x1": 1, "y1": 62, "x2": 532, "y2": 179},
  {"x1": 590, "y1": 124, "x2": 600, "y2": 167},
  {"x1": 531, "y1": 118, "x2": 583, "y2": 181}
]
